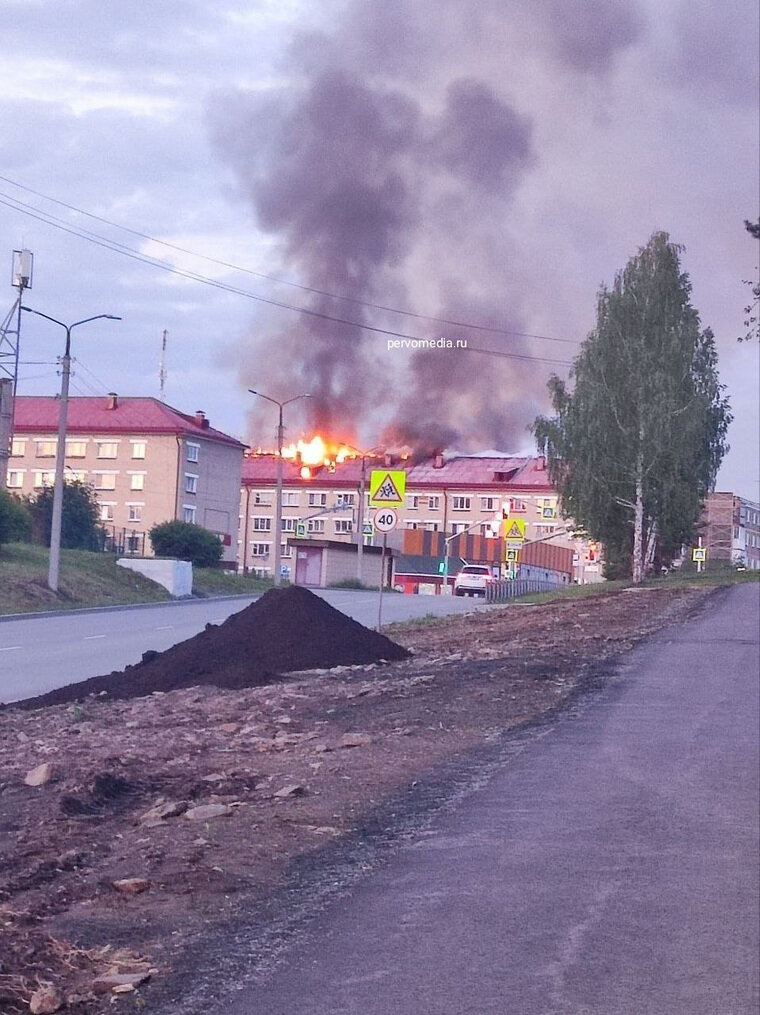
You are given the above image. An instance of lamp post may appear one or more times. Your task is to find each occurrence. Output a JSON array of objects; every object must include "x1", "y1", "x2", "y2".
[
  {"x1": 22, "y1": 308, "x2": 121, "y2": 592},
  {"x1": 249, "y1": 389, "x2": 311, "y2": 587},
  {"x1": 342, "y1": 444, "x2": 381, "y2": 583}
]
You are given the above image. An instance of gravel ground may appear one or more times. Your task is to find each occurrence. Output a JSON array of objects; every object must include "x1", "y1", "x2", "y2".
[{"x1": 0, "y1": 584, "x2": 715, "y2": 1014}]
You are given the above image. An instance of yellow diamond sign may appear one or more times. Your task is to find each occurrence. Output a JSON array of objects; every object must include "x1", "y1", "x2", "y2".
[
  {"x1": 503, "y1": 518, "x2": 526, "y2": 543},
  {"x1": 369, "y1": 469, "x2": 406, "y2": 507}
]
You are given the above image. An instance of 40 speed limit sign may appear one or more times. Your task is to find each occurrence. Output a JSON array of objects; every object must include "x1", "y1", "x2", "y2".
[{"x1": 373, "y1": 507, "x2": 398, "y2": 532}]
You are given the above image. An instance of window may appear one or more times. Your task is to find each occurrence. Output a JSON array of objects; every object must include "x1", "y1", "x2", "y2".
[
  {"x1": 127, "y1": 504, "x2": 143, "y2": 523},
  {"x1": 96, "y1": 442, "x2": 118, "y2": 459},
  {"x1": 254, "y1": 490, "x2": 272, "y2": 506},
  {"x1": 252, "y1": 516, "x2": 271, "y2": 532},
  {"x1": 281, "y1": 518, "x2": 297, "y2": 532},
  {"x1": 6, "y1": 470, "x2": 23, "y2": 488},
  {"x1": 33, "y1": 471, "x2": 55, "y2": 488},
  {"x1": 452, "y1": 521, "x2": 470, "y2": 534},
  {"x1": 427, "y1": 496, "x2": 440, "y2": 510},
  {"x1": 480, "y1": 496, "x2": 497, "y2": 511},
  {"x1": 334, "y1": 519, "x2": 353, "y2": 534},
  {"x1": 250, "y1": 542, "x2": 269, "y2": 557},
  {"x1": 65, "y1": 471, "x2": 86, "y2": 483},
  {"x1": 183, "y1": 506, "x2": 196, "y2": 523},
  {"x1": 307, "y1": 519, "x2": 325, "y2": 533},
  {"x1": 65, "y1": 441, "x2": 87, "y2": 458},
  {"x1": 10, "y1": 439, "x2": 25, "y2": 457},
  {"x1": 405, "y1": 520, "x2": 421, "y2": 530},
  {"x1": 406, "y1": 495, "x2": 420, "y2": 510},
  {"x1": 336, "y1": 493, "x2": 355, "y2": 507},
  {"x1": 35, "y1": 440, "x2": 57, "y2": 458},
  {"x1": 131, "y1": 442, "x2": 146, "y2": 459},
  {"x1": 93, "y1": 473, "x2": 117, "y2": 490},
  {"x1": 280, "y1": 542, "x2": 293, "y2": 559},
  {"x1": 282, "y1": 491, "x2": 299, "y2": 507},
  {"x1": 509, "y1": 498, "x2": 527, "y2": 513},
  {"x1": 535, "y1": 523, "x2": 556, "y2": 536},
  {"x1": 186, "y1": 442, "x2": 200, "y2": 463},
  {"x1": 424, "y1": 520, "x2": 440, "y2": 531},
  {"x1": 130, "y1": 474, "x2": 145, "y2": 491},
  {"x1": 99, "y1": 504, "x2": 115, "y2": 522},
  {"x1": 184, "y1": 473, "x2": 198, "y2": 494},
  {"x1": 308, "y1": 492, "x2": 327, "y2": 507},
  {"x1": 452, "y1": 496, "x2": 471, "y2": 511}
]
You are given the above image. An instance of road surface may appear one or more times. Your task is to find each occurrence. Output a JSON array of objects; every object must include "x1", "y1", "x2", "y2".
[
  {"x1": 201, "y1": 582, "x2": 759, "y2": 1015},
  {"x1": 0, "y1": 588, "x2": 493, "y2": 703}
]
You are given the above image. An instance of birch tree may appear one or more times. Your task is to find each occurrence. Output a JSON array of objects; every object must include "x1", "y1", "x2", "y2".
[{"x1": 534, "y1": 232, "x2": 732, "y2": 583}]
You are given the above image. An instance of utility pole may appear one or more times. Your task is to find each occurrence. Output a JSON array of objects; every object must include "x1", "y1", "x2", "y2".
[
  {"x1": 0, "y1": 250, "x2": 33, "y2": 490},
  {"x1": 159, "y1": 329, "x2": 167, "y2": 400}
]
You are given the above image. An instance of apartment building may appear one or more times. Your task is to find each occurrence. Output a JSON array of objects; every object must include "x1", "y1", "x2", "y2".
[
  {"x1": 9, "y1": 394, "x2": 246, "y2": 562},
  {"x1": 239, "y1": 451, "x2": 601, "y2": 581},
  {"x1": 699, "y1": 492, "x2": 760, "y2": 570}
]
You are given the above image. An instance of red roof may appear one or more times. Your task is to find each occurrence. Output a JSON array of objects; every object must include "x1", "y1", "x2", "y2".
[
  {"x1": 13, "y1": 396, "x2": 246, "y2": 449},
  {"x1": 242, "y1": 453, "x2": 553, "y2": 491}
]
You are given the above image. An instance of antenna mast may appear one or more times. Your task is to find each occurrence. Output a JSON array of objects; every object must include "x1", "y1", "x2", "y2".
[{"x1": 159, "y1": 329, "x2": 167, "y2": 401}]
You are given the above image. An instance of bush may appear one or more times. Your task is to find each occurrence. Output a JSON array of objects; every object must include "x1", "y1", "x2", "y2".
[
  {"x1": 0, "y1": 488, "x2": 32, "y2": 546},
  {"x1": 149, "y1": 520, "x2": 223, "y2": 568},
  {"x1": 27, "y1": 480, "x2": 104, "y2": 551}
]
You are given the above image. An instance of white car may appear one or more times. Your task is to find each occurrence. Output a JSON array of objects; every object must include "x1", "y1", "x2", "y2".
[{"x1": 453, "y1": 564, "x2": 492, "y2": 597}]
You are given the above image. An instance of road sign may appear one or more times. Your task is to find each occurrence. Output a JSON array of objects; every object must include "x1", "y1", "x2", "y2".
[
  {"x1": 363, "y1": 522, "x2": 374, "y2": 536},
  {"x1": 295, "y1": 521, "x2": 307, "y2": 538},
  {"x1": 505, "y1": 547, "x2": 519, "y2": 562},
  {"x1": 369, "y1": 469, "x2": 406, "y2": 507},
  {"x1": 692, "y1": 547, "x2": 707, "y2": 562},
  {"x1": 503, "y1": 518, "x2": 526, "y2": 542},
  {"x1": 373, "y1": 507, "x2": 398, "y2": 532}
]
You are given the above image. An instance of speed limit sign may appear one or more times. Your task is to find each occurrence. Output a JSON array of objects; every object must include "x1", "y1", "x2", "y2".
[{"x1": 373, "y1": 507, "x2": 398, "y2": 532}]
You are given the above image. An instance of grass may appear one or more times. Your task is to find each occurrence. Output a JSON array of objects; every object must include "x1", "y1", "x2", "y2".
[
  {"x1": 192, "y1": 568, "x2": 273, "y2": 597},
  {"x1": 0, "y1": 542, "x2": 171, "y2": 615}
]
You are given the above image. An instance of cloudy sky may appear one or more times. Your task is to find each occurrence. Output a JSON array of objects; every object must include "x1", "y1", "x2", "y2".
[{"x1": 1, "y1": 0, "x2": 757, "y2": 497}]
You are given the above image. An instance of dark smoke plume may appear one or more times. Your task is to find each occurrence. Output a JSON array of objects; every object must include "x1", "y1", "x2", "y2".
[{"x1": 210, "y1": 0, "x2": 643, "y2": 453}]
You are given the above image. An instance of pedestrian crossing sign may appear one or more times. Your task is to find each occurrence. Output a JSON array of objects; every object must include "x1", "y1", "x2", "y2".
[
  {"x1": 505, "y1": 547, "x2": 520, "y2": 562},
  {"x1": 369, "y1": 469, "x2": 406, "y2": 507},
  {"x1": 503, "y1": 518, "x2": 526, "y2": 542}
]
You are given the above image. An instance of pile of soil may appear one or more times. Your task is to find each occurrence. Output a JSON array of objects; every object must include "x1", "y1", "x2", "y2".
[{"x1": 14, "y1": 586, "x2": 409, "y2": 710}]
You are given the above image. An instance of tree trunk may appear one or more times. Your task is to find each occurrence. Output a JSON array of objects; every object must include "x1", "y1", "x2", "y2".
[{"x1": 632, "y1": 443, "x2": 645, "y2": 584}]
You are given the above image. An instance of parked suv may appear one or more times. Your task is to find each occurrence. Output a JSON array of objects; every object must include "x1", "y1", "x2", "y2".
[{"x1": 453, "y1": 564, "x2": 492, "y2": 597}]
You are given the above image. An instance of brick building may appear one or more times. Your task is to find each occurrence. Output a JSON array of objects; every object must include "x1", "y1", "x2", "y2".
[
  {"x1": 699, "y1": 492, "x2": 760, "y2": 570},
  {"x1": 239, "y1": 451, "x2": 601, "y2": 583},
  {"x1": 8, "y1": 395, "x2": 246, "y2": 562}
]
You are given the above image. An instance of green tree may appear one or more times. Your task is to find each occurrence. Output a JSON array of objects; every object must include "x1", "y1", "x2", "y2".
[
  {"x1": 0, "y1": 488, "x2": 32, "y2": 546},
  {"x1": 149, "y1": 520, "x2": 223, "y2": 567},
  {"x1": 534, "y1": 231, "x2": 732, "y2": 583},
  {"x1": 28, "y1": 480, "x2": 104, "y2": 551},
  {"x1": 739, "y1": 218, "x2": 759, "y2": 342}
]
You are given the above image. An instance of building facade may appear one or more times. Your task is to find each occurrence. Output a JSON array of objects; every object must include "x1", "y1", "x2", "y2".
[
  {"x1": 9, "y1": 395, "x2": 246, "y2": 562},
  {"x1": 699, "y1": 492, "x2": 760, "y2": 570},
  {"x1": 239, "y1": 451, "x2": 601, "y2": 583}
]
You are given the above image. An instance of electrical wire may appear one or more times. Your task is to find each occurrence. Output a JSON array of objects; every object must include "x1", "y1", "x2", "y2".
[{"x1": 0, "y1": 175, "x2": 581, "y2": 348}]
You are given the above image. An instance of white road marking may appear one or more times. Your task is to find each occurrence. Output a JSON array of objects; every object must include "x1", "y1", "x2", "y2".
[
  {"x1": 83, "y1": 634, "x2": 106, "y2": 641},
  {"x1": 156, "y1": 625, "x2": 174, "y2": 630},
  {"x1": 0, "y1": 645, "x2": 21, "y2": 651}
]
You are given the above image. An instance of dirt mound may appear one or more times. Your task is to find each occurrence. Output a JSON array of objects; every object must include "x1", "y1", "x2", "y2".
[{"x1": 14, "y1": 586, "x2": 410, "y2": 709}]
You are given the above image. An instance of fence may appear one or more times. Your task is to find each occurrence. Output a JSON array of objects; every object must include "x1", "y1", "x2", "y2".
[
  {"x1": 99, "y1": 527, "x2": 146, "y2": 557},
  {"x1": 485, "y1": 579, "x2": 562, "y2": 603}
]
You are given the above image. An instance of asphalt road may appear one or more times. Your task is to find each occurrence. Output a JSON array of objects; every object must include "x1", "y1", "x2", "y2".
[
  {"x1": 213, "y1": 583, "x2": 759, "y2": 1015},
  {"x1": 0, "y1": 588, "x2": 493, "y2": 704}
]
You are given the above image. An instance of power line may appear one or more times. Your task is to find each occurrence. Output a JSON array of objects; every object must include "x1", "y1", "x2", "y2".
[
  {"x1": 2, "y1": 192, "x2": 576, "y2": 368},
  {"x1": 0, "y1": 175, "x2": 580, "y2": 347}
]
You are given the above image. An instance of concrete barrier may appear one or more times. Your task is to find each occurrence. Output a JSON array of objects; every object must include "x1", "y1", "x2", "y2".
[{"x1": 117, "y1": 557, "x2": 193, "y2": 597}]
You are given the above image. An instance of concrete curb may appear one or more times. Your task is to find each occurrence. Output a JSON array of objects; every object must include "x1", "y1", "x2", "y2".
[{"x1": 0, "y1": 593, "x2": 260, "y2": 624}]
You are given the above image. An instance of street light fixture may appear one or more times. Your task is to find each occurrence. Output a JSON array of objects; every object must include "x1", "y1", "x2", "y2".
[
  {"x1": 248, "y1": 389, "x2": 311, "y2": 587},
  {"x1": 22, "y1": 308, "x2": 121, "y2": 592}
]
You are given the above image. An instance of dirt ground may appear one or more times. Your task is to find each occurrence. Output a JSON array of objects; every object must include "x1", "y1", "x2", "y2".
[{"x1": 0, "y1": 585, "x2": 716, "y2": 1013}]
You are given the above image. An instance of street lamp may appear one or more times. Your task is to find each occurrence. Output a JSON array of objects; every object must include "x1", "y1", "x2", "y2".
[
  {"x1": 22, "y1": 308, "x2": 121, "y2": 592},
  {"x1": 249, "y1": 389, "x2": 311, "y2": 587},
  {"x1": 342, "y1": 444, "x2": 381, "y2": 583}
]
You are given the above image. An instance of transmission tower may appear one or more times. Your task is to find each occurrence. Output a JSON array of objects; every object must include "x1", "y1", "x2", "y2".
[{"x1": 0, "y1": 249, "x2": 33, "y2": 489}]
